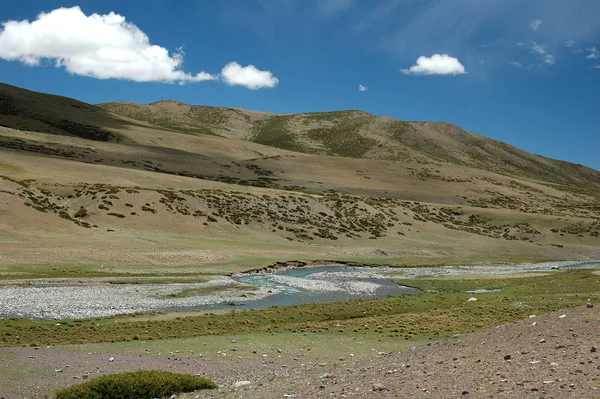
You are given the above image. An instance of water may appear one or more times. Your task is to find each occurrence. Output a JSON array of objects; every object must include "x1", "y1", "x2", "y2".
[{"x1": 196, "y1": 266, "x2": 420, "y2": 311}]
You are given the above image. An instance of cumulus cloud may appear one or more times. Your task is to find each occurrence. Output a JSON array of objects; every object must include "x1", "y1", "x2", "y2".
[
  {"x1": 221, "y1": 62, "x2": 279, "y2": 89},
  {"x1": 401, "y1": 54, "x2": 467, "y2": 75},
  {"x1": 565, "y1": 40, "x2": 576, "y2": 48},
  {"x1": 0, "y1": 6, "x2": 218, "y2": 83},
  {"x1": 529, "y1": 19, "x2": 542, "y2": 31},
  {"x1": 358, "y1": 84, "x2": 367, "y2": 92},
  {"x1": 586, "y1": 47, "x2": 600, "y2": 59},
  {"x1": 509, "y1": 61, "x2": 523, "y2": 67}
]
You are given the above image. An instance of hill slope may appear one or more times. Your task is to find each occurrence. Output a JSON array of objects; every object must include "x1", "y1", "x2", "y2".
[
  {"x1": 0, "y1": 83, "x2": 599, "y2": 273},
  {"x1": 98, "y1": 100, "x2": 600, "y2": 188}
]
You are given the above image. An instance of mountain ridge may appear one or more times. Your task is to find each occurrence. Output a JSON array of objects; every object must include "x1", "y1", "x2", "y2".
[{"x1": 97, "y1": 96, "x2": 600, "y2": 188}]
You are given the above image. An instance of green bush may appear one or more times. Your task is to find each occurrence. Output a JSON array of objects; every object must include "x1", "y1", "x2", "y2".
[{"x1": 54, "y1": 370, "x2": 217, "y2": 399}]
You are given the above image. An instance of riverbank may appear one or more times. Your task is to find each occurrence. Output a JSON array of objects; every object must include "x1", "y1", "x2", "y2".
[{"x1": 1, "y1": 260, "x2": 598, "y2": 320}]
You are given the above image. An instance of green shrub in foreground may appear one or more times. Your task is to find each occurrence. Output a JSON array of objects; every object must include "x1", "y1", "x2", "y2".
[{"x1": 54, "y1": 370, "x2": 217, "y2": 399}]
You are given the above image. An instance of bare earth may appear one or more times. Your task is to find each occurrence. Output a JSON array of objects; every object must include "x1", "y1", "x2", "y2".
[{"x1": 1, "y1": 306, "x2": 597, "y2": 399}]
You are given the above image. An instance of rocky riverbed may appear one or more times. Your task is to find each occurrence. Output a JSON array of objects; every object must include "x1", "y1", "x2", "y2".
[
  {"x1": 0, "y1": 260, "x2": 598, "y2": 320},
  {"x1": 0, "y1": 277, "x2": 273, "y2": 319}
]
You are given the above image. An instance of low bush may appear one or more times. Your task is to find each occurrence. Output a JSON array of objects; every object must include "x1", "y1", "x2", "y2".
[{"x1": 53, "y1": 370, "x2": 217, "y2": 399}]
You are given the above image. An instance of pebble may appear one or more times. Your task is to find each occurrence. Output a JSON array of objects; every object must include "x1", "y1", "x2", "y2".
[
  {"x1": 233, "y1": 381, "x2": 252, "y2": 388},
  {"x1": 372, "y1": 383, "x2": 387, "y2": 391}
]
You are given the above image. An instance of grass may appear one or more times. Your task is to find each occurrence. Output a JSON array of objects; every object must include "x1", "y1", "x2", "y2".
[
  {"x1": 0, "y1": 269, "x2": 598, "y2": 347},
  {"x1": 72, "y1": 331, "x2": 421, "y2": 364},
  {"x1": 306, "y1": 113, "x2": 376, "y2": 158},
  {"x1": 0, "y1": 267, "x2": 213, "y2": 282},
  {"x1": 251, "y1": 116, "x2": 307, "y2": 152},
  {"x1": 53, "y1": 370, "x2": 216, "y2": 399}
]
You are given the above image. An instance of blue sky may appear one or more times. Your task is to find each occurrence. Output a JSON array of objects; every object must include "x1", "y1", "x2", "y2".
[{"x1": 1, "y1": 0, "x2": 599, "y2": 171}]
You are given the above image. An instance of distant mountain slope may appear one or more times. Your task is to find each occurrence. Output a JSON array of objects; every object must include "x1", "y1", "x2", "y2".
[
  {"x1": 0, "y1": 83, "x2": 130, "y2": 141},
  {"x1": 99, "y1": 100, "x2": 271, "y2": 138},
  {"x1": 98, "y1": 99, "x2": 600, "y2": 188}
]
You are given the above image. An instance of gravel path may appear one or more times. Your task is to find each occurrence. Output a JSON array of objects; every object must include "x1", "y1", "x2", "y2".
[{"x1": 0, "y1": 305, "x2": 597, "y2": 399}]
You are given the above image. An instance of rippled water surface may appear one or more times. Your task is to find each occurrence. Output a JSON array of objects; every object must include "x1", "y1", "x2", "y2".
[{"x1": 198, "y1": 266, "x2": 420, "y2": 311}]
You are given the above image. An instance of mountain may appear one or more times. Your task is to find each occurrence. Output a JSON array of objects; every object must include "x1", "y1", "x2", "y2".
[
  {"x1": 98, "y1": 100, "x2": 600, "y2": 188},
  {"x1": 1, "y1": 82, "x2": 599, "y2": 275}
]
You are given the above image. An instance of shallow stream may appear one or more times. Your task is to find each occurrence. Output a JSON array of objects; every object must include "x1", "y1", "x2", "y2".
[{"x1": 197, "y1": 266, "x2": 420, "y2": 311}]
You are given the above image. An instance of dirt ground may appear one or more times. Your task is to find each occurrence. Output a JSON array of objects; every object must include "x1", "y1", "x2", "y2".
[{"x1": 0, "y1": 305, "x2": 598, "y2": 399}]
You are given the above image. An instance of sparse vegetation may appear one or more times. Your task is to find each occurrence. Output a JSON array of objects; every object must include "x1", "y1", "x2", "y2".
[{"x1": 0, "y1": 269, "x2": 597, "y2": 347}]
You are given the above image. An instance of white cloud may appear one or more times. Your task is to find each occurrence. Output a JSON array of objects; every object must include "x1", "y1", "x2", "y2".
[
  {"x1": 221, "y1": 62, "x2": 279, "y2": 89},
  {"x1": 543, "y1": 54, "x2": 556, "y2": 64},
  {"x1": 529, "y1": 19, "x2": 542, "y2": 31},
  {"x1": 586, "y1": 47, "x2": 600, "y2": 59},
  {"x1": 565, "y1": 40, "x2": 576, "y2": 48},
  {"x1": 0, "y1": 6, "x2": 217, "y2": 83},
  {"x1": 401, "y1": 54, "x2": 467, "y2": 75},
  {"x1": 527, "y1": 42, "x2": 555, "y2": 65},
  {"x1": 509, "y1": 61, "x2": 522, "y2": 67},
  {"x1": 530, "y1": 42, "x2": 547, "y2": 54},
  {"x1": 358, "y1": 84, "x2": 367, "y2": 92}
]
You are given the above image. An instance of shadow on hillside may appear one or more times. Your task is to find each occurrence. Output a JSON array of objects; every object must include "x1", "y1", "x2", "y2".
[{"x1": 0, "y1": 83, "x2": 166, "y2": 142}]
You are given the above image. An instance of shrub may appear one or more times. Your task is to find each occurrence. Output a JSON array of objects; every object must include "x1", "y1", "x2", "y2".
[
  {"x1": 107, "y1": 213, "x2": 126, "y2": 219},
  {"x1": 74, "y1": 207, "x2": 88, "y2": 218},
  {"x1": 53, "y1": 370, "x2": 217, "y2": 399}
]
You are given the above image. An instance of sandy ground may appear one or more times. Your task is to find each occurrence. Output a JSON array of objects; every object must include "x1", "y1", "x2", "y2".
[{"x1": 0, "y1": 305, "x2": 598, "y2": 399}]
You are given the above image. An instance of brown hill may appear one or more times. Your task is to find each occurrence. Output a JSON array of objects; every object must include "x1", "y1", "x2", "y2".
[
  {"x1": 0, "y1": 82, "x2": 599, "y2": 273},
  {"x1": 98, "y1": 99, "x2": 600, "y2": 188}
]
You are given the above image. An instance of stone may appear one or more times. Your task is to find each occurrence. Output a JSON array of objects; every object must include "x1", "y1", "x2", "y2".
[
  {"x1": 372, "y1": 383, "x2": 388, "y2": 391},
  {"x1": 503, "y1": 355, "x2": 511, "y2": 361},
  {"x1": 233, "y1": 381, "x2": 251, "y2": 388},
  {"x1": 108, "y1": 357, "x2": 115, "y2": 362}
]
